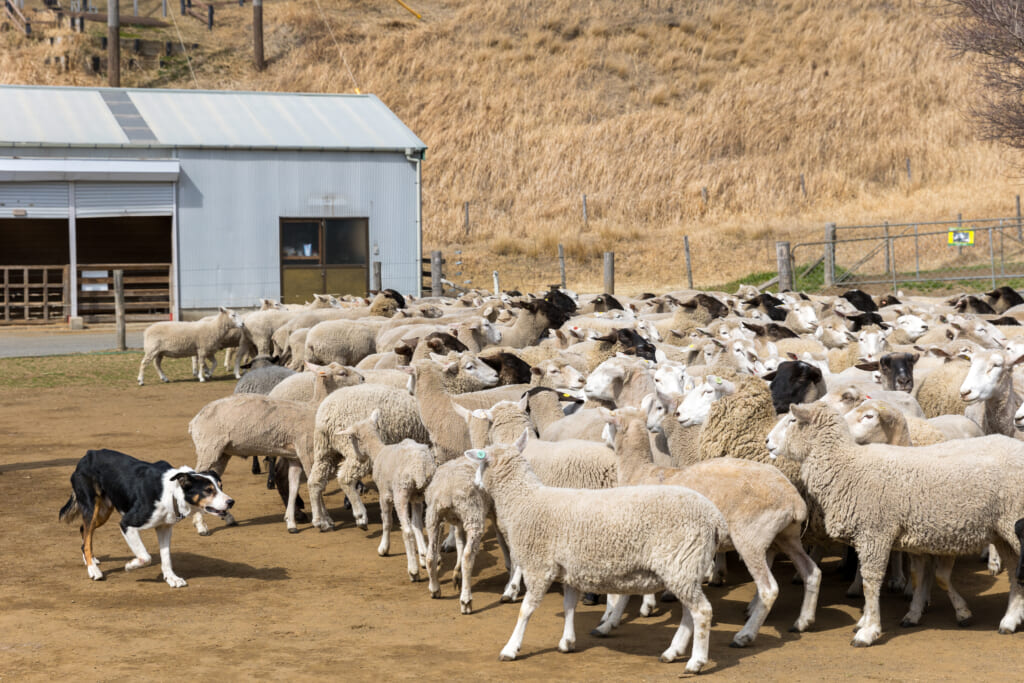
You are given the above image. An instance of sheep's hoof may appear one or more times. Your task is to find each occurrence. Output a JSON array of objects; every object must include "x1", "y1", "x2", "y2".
[
  {"x1": 498, "y1": 653, "x2": 516, "y2": 662},
  {"x1": 500, "y1": 594, "x2": 513, "y2": 603},
  {"x1": 658, "y1": 653, "x2": 675, "y2": 664},
  {"x1": 998, "y1": 626, "x2": 1016, "y2": 635},
  {"x1": 460, "y1": 600, "x2": 473, "y2": 614},
  {"x1": 850, "y1": 638, "x2": 872, "y2": 648},
  {"x1": 957, "y1": 617, "x2": 973, "y2": 628},
  {"x1": 318, "y1": 525, "x2": 335, "y2": 533},
  {"x1": 730, "y1": 635, "x2": 752, "y2": 648},
  {"x1": 788, "y1": 624, "x2": 806, "y2": 633},
  {"x1": 161, "y1": 377, "x2": 170, "y2": 383},
  {"x1": 357, "y1": 522, "x2": 368, "y2": 531},
  {"x1": 288, "y1": 528, "x2": 299, "y2": 535},
  {"x1": 590, "y1": 626, "x2": 608, "y2": 638},
  {"x1": 409, "y1": 572, "x2": 419, "y2": 582},
  {"x1": 430, "y1": 589, "x2": 441, "y2": 599},
  {"x1": 378, "y1": 549, "x2": 388, "y2": 557},
  {"x1": 581, "y1": 593, "x2": 599, "y2": 606},
  {"x1": 197, "y1": 529, "x2": 210, "y2": 537}
]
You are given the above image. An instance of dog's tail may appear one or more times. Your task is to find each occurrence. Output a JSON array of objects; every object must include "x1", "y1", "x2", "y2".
[{"x1": 59, "y1": 491, "x2": 81, "y2": 523}]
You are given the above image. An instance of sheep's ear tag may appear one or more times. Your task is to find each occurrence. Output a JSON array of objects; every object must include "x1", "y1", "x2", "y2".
[{"x1": 474, "y1": 450, "x2": 487, "y2": 460}]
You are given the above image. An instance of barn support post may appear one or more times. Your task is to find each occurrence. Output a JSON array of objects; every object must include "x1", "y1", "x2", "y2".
[
  {"x1": 372, "y1": 261, "x2": 382, "y2": 292},
  {"x1": 431, "y1": 250, "x2": 442, "y2": 297},
  {"x1": 603, "y1": 251, "x2": 614, "y2": 295},
  {"x1": 776, "y1": 241, "x2": 793, "y2": 292},
  {"x1": 114, "y1": 270, "x2": 126, "y2": 351},
  {"x1": 68, "y1": 182, "x2": 79, "y2": 322},
  {"x1": 108, "y1": 0, "x2": 120, "y2": 87}
]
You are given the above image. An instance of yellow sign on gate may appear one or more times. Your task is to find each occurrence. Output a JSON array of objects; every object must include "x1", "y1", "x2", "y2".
[{"x1": 948, "y1": 229, "x2": 974, "y2": 246}]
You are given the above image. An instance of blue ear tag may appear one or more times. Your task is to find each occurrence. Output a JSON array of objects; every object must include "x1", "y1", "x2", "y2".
[{"x1": 475, "y1": 450, "x2": 487, "y2": 460}]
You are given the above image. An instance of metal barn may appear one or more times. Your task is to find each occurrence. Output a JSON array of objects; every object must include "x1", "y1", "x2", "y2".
[{"x1": 0, "y1": 85, "x2": 426, "y2": 323}]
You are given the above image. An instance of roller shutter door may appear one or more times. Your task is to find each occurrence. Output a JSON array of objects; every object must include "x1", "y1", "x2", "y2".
[
  {"x1": 74, "y1": 182, "x2": 174, "y2": 218},
  {"x1": 0, "y1": 182, "x2": 69, "y2": 218}
]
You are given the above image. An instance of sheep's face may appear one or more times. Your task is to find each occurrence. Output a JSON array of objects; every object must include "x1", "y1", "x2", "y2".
[
  {"x1": 765, "y1": 412, "x2": 794, "y2": 460},
  {"x1": 895, "y1": 315, "x2": 928, "y2": 341},
  {"x1": 583, "y1": 362, "x2": 624, "y2": 401},
  {"x1": 635, "y1": 320, "x2": 662, "y2": 342},
  {"x1": 653, "y1": 363, "x2": 686, "y2": 395},
  {"x1": 821, "y1": 386, "x2": 863, "y2": 415},
  {"x1": 816, "y1": 319, "x2": 852, "y2": 348},
  {"x1": 844, "y1": 401, "x2": 886, "y2": 445},
  {"x1": 788, "y1": 303, "x2": 819, "y2": 334},
  {"x1": 1013, "y1": 399, "x2": 1024, "y2": 431},
  {"x1": 959, "y1": 350, "x2": 1008, "y2": 403},
  {"x1": 460, "y1": 357, "x2": 499, "y2": 388},
  {"x1": 641, "y1": 393, "x2": 668, "y2": 431},
  {"x1": 676, "y1": 377, "x2": 734, "y2": 427},
  {"x1": 856, "y1": 328, "x2": 890, "y2": 363},
  {"x1": 537, "y1": 362, "x2": 585, "y2": 391}
]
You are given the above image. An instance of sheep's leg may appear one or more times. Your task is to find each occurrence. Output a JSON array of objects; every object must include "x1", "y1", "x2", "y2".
[
  {"x1": 846, "y1": 565, "x2": 864, "y2": 598},
  {"x1": 393, "y1": 491, "x2": 420, "y2": 582},
  {"x1": 191, "y1": 356, "x2": 200, "y2": 378},
  {"x1": 339, "y1": 475, "x2": 368, "y2": 530},
  {"x1": 662, "y1": 581, "x2": 712, "y2": 673},
  {"x1": 745, "y1": 549, "x2": 775, "y2": 618},
  {"x1": 307, "y1": 455, "x2": 336, "y2": 532},
  {"x1": 901, "y1": 554, "x2": 933, "y2": 627},
  {"x1": 495, "y1": 528, "x2": 513, "y2": 573},
  {"x1": 707, "y1": 551, "x2": 727, "y2": 586},
  {"x1": 152, "y1": 354, "x2": 171, "y2": 383},
  {"x1": 592, "y1": 594, "x2": 628, "y2": 636},
  {"x1": 934, "y1": 556, "x2": 973, "y2": 626},
  {"x1": 410, "y1": 499, "x2": 428, "y2": 567},
  {"x1": 499, "y1": 576, "x2": 551, "y2": 661},
  {"x1": 731, "y1": 541, "x2": 779, "y2": 648},
  {"x1": 198, "y1": 348, "x2": 217, "y2": 381},
  {"x1": 441, "y1": 525, "x2": 458, "y2": 552},
  {"x1": 284, "y1": 459, "x2": 302, "y2": 533},
  {"x1": 426, "y1": 507, "x2": 444, "y2": 599},
  {"x1": 988, "y1": 543, "x2": 1003, "y2": 575},
  {"x1": 996, "y1": 538, "x2": 1024, "y2": 634},
  {"x1": 459, "y1": 525, "x2": 482, "y2": 614},
  {"x1": 639, "y1": 593, "x2": 658, "y2": 617},
  {"x1": 451, "y1": 524, "x2": 466, "y2": 587},
  {"x1": 775, "y1": 528, "x2": 821, "y2": 633},
  {"x1": 887, "y1": 551, "x2": 907, "y2": 593},
  {"x1": 558, "y1": 585, "x2": 579, "y2": 653},
  {"x1": 851, "y1": 542, "x2": 889, "y2": 647},
  {"x1": 137, "y1": 352, "x2": 154, "y2": 385},
  {"x1": 502, "y1": 565, "x2": 523, "y2": 603},
  {"x1": 377, "y1": 494, "x2": 393, "y2": 557}
]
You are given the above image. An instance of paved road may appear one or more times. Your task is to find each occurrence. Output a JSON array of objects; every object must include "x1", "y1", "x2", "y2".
[{"x1": 0, "y1": 325, "x2": 146, "y2": 358}]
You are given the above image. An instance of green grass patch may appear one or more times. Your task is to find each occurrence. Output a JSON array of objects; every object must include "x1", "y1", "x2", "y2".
[{"x1": 0, "y1": 352, "x2": 219, "y2": 389}]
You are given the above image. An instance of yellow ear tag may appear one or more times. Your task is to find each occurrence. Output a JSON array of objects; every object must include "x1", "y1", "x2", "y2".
[{"x1": 714, "y1": 377, "x2": 722, "y2": 384}]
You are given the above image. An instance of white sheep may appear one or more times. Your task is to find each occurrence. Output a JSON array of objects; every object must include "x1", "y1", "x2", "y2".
[
  {"x1": 600, "y1": 408, "x2": 820, "y2": 647},
  {"x1": 266, "y1": 362, "x2": 364, "y2": 403},
  {"x1": 467, "y1": 433, "x2": 727, "y2": 672},
  {"x1": 304, "y1": 320, "x2": 379, "y2": 366},
  {"x1": 767, "y1": 401, "x2": 1024, "y2": 645},
  {"x1": 137, "y1": 307, "x2": 243, "y2": 385},
  {"x1": 339, "y1": 410, "x2": 436, "y2": 582}
]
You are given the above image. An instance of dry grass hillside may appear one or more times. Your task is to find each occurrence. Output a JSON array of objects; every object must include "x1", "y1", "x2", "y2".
[{"x1": 3, "y1": 0, "x2": 1023, "y2": 292}]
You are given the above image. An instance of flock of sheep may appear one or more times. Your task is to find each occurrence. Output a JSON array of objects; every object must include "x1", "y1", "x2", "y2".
[{"x1": 134, "y1": 283, "x2": 1024, "y2": 672}]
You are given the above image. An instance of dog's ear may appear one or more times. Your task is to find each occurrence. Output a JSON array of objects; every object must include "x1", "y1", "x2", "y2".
[{"x1": 198, "y1": 470, "x2": 222, "y2": 486}]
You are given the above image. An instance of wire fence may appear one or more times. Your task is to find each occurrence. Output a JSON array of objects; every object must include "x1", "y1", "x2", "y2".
[{"x1": 789, "y1": 214, "x2": 1024, "y2": 294}]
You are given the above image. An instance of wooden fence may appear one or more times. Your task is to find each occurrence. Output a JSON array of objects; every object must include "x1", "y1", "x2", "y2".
[{"x1": 0, "y1": 263, "x2": 171, "y2": 324}]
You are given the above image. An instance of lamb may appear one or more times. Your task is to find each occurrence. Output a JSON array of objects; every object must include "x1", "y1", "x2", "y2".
[
  {"x1": 188, "y1": 393, "x2": 318, "y2": 534},
  {"x1": 137, "y1": 307, "x2": 244, "y2": 385},
  {"x1": 843, "y1": 398, "x2": 959, "y2": 448},
  {"x1": 856, "y1": 352, "x2": 918, "y2": 392},
  {"x1": 959, "y1": 347, "x2": 1024, "y2": 439},
  {"x1": 644, "y1": 392, "x2": 702, "y2": 467},
  {"x1": 600, "y1": 409, "x2": 820, "y2": 647},
  {"x1": 339, "y1": 410, "x2": 436, "y2": 581},
  {"x1": 582, "y1": 354, "x2": 657, "y2": 409},
  {"x1": 766, "y1": 401, "x2": 1024, "y2": 645},
  {"x1": 826, "y1": 326, "x2": 891, "y2": 373},
  {"x1": 424, "y1": 458, "x2": 512, "y2": 614},
  {"x1": 467, "y1": 434, "x2": 727, "y2": 671},
  {"x1": 307, "y1": 383, "x2": 430, "y2": 531},
  {"x1": 266, "y1": 362, "x2": 364, "y2": 403},
  {"x1": 820, "y1": 383, "x2": 926, "y2": 420}
]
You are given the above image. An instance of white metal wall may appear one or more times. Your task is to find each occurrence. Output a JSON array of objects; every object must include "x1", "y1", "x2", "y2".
[
  {"x1": 0, "y1": 182, "x2": 69, "y2": 218},
  {"x1": 75, "y1": 182, "x2": 174, "y2": 217},
  {"x1": 176, "y1": 149, "x2": 420, "y2": 309}
]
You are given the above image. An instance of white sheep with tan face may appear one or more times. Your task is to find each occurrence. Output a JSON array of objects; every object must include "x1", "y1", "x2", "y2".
[{"x1": 675, "y1": 375, "x2": 736, "y2": 427}]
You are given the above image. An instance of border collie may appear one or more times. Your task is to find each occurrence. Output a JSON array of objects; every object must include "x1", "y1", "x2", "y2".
[{"x1": 59, "y1": 448, "x2": 233, "y2": 587}]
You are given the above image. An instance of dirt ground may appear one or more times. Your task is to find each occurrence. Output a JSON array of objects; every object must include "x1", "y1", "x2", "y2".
[{"x1": 3, "y1": 374, "x2": 1024, "y2": 681}]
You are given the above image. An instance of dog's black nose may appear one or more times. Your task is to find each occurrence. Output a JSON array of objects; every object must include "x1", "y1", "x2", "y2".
[{"x1": 227, "y1": 498, "x2": 235, "y2": 509}]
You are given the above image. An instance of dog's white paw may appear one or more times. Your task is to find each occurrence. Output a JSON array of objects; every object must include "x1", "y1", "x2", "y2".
[
  {"x1": 87, "y1": 565, "x2": 104, "y2": 580},
  {"x1": 164, "y1": 574, "x2": 187, "y2": 588},
  {"x1": 125, "y1": 557, "x2": 151, "y2": 572}
]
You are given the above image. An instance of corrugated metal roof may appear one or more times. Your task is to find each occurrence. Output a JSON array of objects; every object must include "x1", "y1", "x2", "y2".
[{"x1": 0, "y1": 85, "x2": 426, "y2": 152}]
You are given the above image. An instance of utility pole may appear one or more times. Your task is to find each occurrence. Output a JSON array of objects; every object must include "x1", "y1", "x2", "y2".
[
  {"x1": 108, "y1": 0, "x2": 120, "y2": 87},
  {"x1": 253, "y1": 0, "x2": 264, "y2": 71}
]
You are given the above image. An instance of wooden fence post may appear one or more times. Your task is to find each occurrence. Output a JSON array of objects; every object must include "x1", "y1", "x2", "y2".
[
  {"x1": 114, "y1": 269, "x2": 126, "y2": 351},
  {"x1": 824, "y1": 222, "x2": 836, "y2": 287},
  {"x1": 603, "y1": 252, "x2": 614, "y2": 295},
  {"x1": 492, "y1": 271, "x2": 500, "y2": 296},
  {"x1": 107, "y1": 0, "x2": 119, "y2": 87},
  {"x1": 430, "y1": 250, "x2": 442, "y2": 297},
  {"x1": 558, "y1": 243, "x2": 566, "y2": 288},
  {"x1": 776, "y1": 242, "x2": 793, "y2": 292},
  {"x1": 372, "y1": 261, "x2": 382, "y2": 293},
  {"x1": 684, "y1": 236, "x2": 693, "y2": 289},
  {"x1": 582, "y1": 194, "x2": 588, "y2": 226},
  {"x1": 253, "y1": 0, "x2": 264, "y2": 70},
  {"x1": 464, "y1": 201, "x2": 470, "y2": 236}
]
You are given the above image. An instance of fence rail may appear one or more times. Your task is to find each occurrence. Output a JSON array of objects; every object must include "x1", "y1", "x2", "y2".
[
  {"x1": 0, "y1": 265, "x2": 67, "y2": 323},
  {"x1": 76, "y1": 263, "x2": 172, "y2": 322}
]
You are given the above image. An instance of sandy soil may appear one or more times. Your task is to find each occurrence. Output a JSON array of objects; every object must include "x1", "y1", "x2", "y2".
[{"x1": 2, "y1": 377, "x2": 1024, "y2": 681}]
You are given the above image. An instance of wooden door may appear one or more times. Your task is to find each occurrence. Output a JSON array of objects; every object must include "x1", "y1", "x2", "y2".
[{"x1": 280, "y1": 218, "x2": 368, "y2": 305}]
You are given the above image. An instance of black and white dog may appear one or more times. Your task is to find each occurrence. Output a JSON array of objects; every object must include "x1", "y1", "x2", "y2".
[{"x1": 59, "y1": 448, "x2": 234, "y2": 587}]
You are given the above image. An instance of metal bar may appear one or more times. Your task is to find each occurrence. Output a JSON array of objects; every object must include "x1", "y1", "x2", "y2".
[
  {"x1": 372, "y1": 261, "x2": 382, "y2": 292},
  {"x1": 115, "y1": 269, "x2": 126, "y2": 350},
  {"x1": 603, "y1": 252, "x2": 614, "y2": 294},
  {"x1": 430, "y1": 250, "x2": 442, "y2": 297},
  {"x1": 69, "y1": 182, "x2": 78, "y2": 319},
  {"x1": 883, "y1": 221, "x2": 890, "y2": 274},
  {"x1": 890, "y1": 237, "x2": 897, "y2": 293},
  {"x1": 558, "y1": 243, "x2": 566, "y2": 288},
  {"x1": 914, "y1": 224, "x2": 920, "y2": 278},
  {"x1": 823, "y1": 222, "x2": 836, "y2": 287},
  {"x1": 108, "y1": 0, "x2": 119, "y2": 87},
  {"x1": 834, "y1": 215, "x2": 1020, "y2": 231},
  {"x1": 582, "y1": 194, "x2": 588, "y2": 226},
  {"x1": 989, "y1": 226, "x2": 997, "y2": 290},
  {"x1": 492, "y1": 270, "x2": 499, "y2": 296}
]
